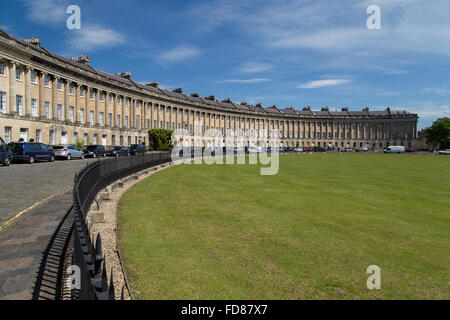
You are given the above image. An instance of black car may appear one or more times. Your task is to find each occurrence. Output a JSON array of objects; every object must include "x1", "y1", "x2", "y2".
[
  {"x1": 313, "y1": 147, "x2": 327, "y2": 152},
  {"x1": 129, "y1": 144, "x2": 146, "y2": 156},
  {"x1": 8, "y1": 142, "x2": 55, "y2": 163},
  {"x1": 83, "y1": 145, "x2": 107, "y2": 158},
  {"x1": 0, "y1": 137, "x2": 12, "y2": 166},
  {"x1": 107, "y1": 146, "x2": 131, "y2": 157}
]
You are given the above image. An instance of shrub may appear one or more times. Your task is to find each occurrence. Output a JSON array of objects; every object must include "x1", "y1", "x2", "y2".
[{"x1": 148, "y1": 129, "x2": 173, "y2": 151}]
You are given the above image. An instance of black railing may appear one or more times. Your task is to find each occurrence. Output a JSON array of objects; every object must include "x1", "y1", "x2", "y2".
[{"x1": 70, "y1": 152, "x2": 172, "y2": 300}]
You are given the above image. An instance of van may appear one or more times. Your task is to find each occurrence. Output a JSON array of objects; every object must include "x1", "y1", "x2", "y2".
[
  {"x1": 384, "y1": 146, "x2": 405, "y2": 153},
  {"x1": 8, "y1": 142, "x2": 55, "y2": 163},
  {"x1": 0, "y1": 137, "x2": 12, "y2": 166}
]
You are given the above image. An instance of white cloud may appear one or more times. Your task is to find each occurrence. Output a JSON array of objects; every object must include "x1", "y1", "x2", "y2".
[
  {"x1": 298, "y1": 79, "x2": 352, "y2": 89},
  {"x1": 22, "y1": 0, "x2": 68, "y2": 25},
  {"x1": 237, "y1": 62, "x2": 273, "y2": 74},
  {"x1": 221, "y1": 78, "x2": 271, "y2": 84},
  {"x1": 67, "y1": 26, "x2": 125, "y2": 52},
  {"x1": 422, "y1": 87, "x2": 450, "y2": 95},
  {"x1": 159, "y1": 45, "x2": 201, "y2": 64}
]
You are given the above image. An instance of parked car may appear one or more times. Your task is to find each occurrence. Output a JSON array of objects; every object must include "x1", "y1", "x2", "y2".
[
  {"x1": 293, "y1": 148, "x2": 303, "y2": 153},
  {"x1": 83, "y1": 145, "x2": 107, "y2": 158},
  {"x1": 384, "y1": 146, "x2": 405, "y2": 153},
  {"x1": 314, "y1": 147, "x2": 326, "y2": 153},
  {"x1": 0, "y1": 137, "x2": 12, "y2": 166},
  {"x1": 342, "y1": 148, "x2": 353, "y2": 152},
  {"x1": 8, "y1": 142, "x2": 55, "y2": 163},
  {"x1": 53, "y1": 145, "x2": 85, "y2": 160},
  {"x1": 405, "y1": 148, "x2": 416, "y2": 153},
  {"x1": 303, "y1": 147, "x2": 313, "y2": 152},
  {"x1": 438, "y1": 149, "x2": 450, "y2": 155},
  {"x1": 107, "y1": 146, "x2": 131, "y2": 157},
  {"x1": 355, "y1": 147, "x2": 369, "y2": 152},
  {"x1": 247, "y1": 146, "x2": 262, "y2": 154},
  {"x1": 129, "y1": 144, "x2": 146, "y2": 156}
]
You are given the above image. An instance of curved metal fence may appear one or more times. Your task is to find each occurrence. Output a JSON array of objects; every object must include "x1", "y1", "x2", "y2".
[{"x1": 70, "y1": 152, "x2": 172, "y2": 300}]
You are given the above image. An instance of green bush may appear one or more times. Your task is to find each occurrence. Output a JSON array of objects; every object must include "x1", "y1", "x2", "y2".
[
  {"x1": 148, "y1": 129, "x2": 173, "y2": 151},
  {"x1": 74, "y1": 139, "x2": 85, "y2": 150}
]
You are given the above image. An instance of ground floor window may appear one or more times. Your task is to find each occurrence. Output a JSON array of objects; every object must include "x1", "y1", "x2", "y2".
[
  {"x1": 61, "y1": 131, "x2": 68, "y2": 145},
  {"x1": 4, "y1": 127, "x2": 11, "y2": 143},
  {"x1": 49, "y1": 130, "x2": 55, "y2": 145},
  {"x1": 36, "y1": 129, "x2": 42, "y2": 143}
]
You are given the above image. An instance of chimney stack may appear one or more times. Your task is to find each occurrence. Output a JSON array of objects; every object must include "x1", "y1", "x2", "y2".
[
  {"x1": 72, "y1": 55, "x2": 90, "y2": 65},
  {"x1": 204, "y1": 95, "x2": 215, "y2": 101},
  {"x1": 145, "y1": 81, "x2": 159, "y2": 88},
  {"x1": 115, "y1": 72, "x2": 132, "y2": 80},
  {"x1": 24, "y1": 37, "x2": 40, "y2": 47},
  {"x1": 172, "y1": 88, "x2": 183, "y2": 93}
]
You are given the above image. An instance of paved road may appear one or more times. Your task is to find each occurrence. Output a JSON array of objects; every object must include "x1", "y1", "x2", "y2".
[
  {"x1": 0, "y1": 191, "x2": 73, "y2": 300},
  {"x1": 0, "y1": 158, "x2": 98, "y2": 227}
]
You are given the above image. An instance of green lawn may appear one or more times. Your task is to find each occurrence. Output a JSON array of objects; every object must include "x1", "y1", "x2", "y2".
[{"x1": 118, "y1": 154, "x2": 450, "y2": 300}]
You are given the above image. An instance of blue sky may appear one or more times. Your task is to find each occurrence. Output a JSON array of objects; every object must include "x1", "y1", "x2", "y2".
[{"x1": 1, "y1": 0, "x2": 450, "y2": 129}]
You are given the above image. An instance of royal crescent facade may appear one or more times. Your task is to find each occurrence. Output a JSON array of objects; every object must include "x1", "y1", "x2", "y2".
[{"x1": 0, "y1": 28, "x2": 419, "y2": 150}]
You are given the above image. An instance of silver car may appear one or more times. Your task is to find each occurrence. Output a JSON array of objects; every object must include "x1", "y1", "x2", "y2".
[{"x1": 53, "y1": 145, "x2": 85, "y2": 160}]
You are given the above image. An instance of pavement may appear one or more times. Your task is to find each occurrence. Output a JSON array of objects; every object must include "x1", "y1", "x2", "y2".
[
  {"x1": 0, "y1": 158, "x2": 99, "y2": 300},
  {"x1": 0, "y1": 158, "x2": 98, "y2": 225},
  {"x1": 0, "y1": 191, "x2": 73, "y2": 300}
]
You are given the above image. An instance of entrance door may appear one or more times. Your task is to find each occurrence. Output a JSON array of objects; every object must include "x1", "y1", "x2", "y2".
[
  {"x1": 61, "y1": 132, "x2": 68, "y2": 145},
  {"x1": 102, "y1": 135, "x2": 107, "y2": 146},
  {"x1": 20, "y1": 128, "x2": 28, "y2": 142}
]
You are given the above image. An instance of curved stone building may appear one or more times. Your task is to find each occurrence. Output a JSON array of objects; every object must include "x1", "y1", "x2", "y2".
[{"x1": 0, "y1": 29, "x2": 418, "y2": 150}]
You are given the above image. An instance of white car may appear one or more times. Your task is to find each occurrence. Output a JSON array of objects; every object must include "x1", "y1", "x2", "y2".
[
  {"x1": 293, "y1": 148, "x2": 303, "y2": 152},
  {"x1": 438, "y1": 149, "x2": 450, "y2": 155},
  {"x1": 248, "y1": 146, "x2": 262, "y2": 154}
]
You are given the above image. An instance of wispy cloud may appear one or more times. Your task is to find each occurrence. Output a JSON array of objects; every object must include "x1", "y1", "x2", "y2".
[
  {"x1": 298, "y1": 79, "x2": 352, "y2": 89},
  {"x1": 237, "y1": 62, "x2": 273, "y2": 74},
  {"x1": 67, "y1": 26, "x2": 125, "y2": 52},
  {"x1": 422, "y1": 87, "x2": 450, "y2": 95},
  {"x1": 159, "y1": 45, "x2": 201, "y2": 64},
  {"x1": 22, "y1": 0, "x2": 68, "y2": 25},
  {"x1": 221, "y1": 78, "x2": 271, "y2": 84}
]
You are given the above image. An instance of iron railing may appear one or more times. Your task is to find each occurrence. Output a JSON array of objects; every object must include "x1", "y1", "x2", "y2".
[{"x1": 70, "y1": 152, "x2": 172, "y2": 300}]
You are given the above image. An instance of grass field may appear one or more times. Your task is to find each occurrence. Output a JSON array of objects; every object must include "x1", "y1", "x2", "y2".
[{"x1": 118, "y1": 154, "x2": 449, "y2": 300}]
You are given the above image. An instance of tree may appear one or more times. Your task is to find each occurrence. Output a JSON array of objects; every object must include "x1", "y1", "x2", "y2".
[
  {"x1": 424, "y1": 117, "x2": 450, "y2": 150},
  {"x1": 148, "y1": 129, "x2": 173, "y2": 151},
  {"x1": 74, "y1": 139, "x2": 85, "y2": 150}
]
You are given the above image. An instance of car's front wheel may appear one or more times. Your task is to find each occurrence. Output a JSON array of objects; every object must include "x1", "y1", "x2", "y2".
[
  {"x1": 93, "y1": 153, "x2": 97, "y2": 158},
  {"x1": 50, "y1": 155, "x2": 55, "y2": 162},
  {"x1": 3, "y1": 156, "x2": 11, "y2": 166},
  {"x1": 80, "y1": 154, "x2": 85, "y2": 160},
  {"x1": 67, "y1": 154, "x2": 72, "y2": 161},
  {"x1": 29, "y1": 156, "x2": 35, "y2": 164}
]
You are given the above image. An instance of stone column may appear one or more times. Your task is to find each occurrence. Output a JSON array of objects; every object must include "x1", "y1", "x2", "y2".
[
  {"x1": 112, "y1": 94, "x2": 117, "y2": 128},
  {"x1": 38, "y1": 71, "x2": 45, "y2": 118},
  {"x1": 94, "y1": 89, "x2": 98, "y2": 125},
  {"x1": 24, "y1": 66, "x2": 31, "y2": 116},
  {"x1": 75, "y1": 83, "x2": 80, "y2": 122},
  {"x1": 8, "y1": 61, "x2": 16, "y2": 114},
  {"x1": 52, "y1": 76, "x2": 58, "y2": 120},
  {"x1": 64, "y1": 80, "x2": 69, "y2": 122}
]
